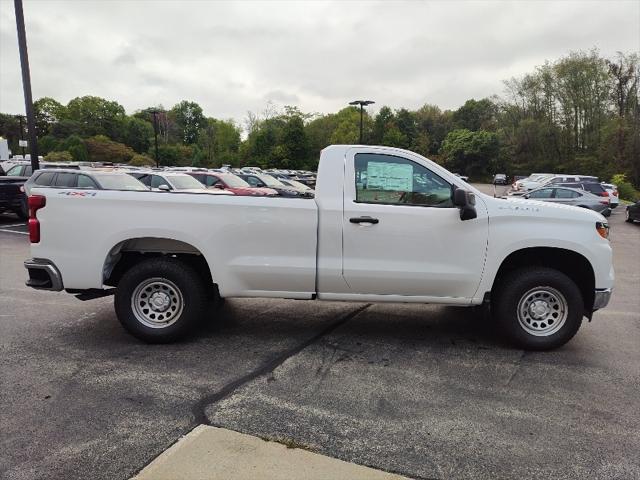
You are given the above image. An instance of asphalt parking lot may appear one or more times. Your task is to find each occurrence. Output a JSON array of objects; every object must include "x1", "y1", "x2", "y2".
[{"x1": 1, "y1": 186, "x2": 639, "y2": 480}]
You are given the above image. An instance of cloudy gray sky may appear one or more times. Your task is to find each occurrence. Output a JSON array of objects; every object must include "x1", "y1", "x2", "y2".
[{"x1": 1, "y1": 0, "x2": 639, "y2": 124}]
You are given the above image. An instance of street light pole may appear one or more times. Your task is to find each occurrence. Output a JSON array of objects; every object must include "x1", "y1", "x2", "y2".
[
  {"x1": 14, "y1": 0, "x2": 39, "y2": 171},
  {"x1": 150, "y1": 110, "x2": 160, "y2": 168},
  {"x1": 349, "y1": 100, "x2": 375, "y2": 144}
]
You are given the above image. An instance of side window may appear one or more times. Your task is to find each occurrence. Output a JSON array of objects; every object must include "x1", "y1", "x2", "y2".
[
  {"x1": 77, "y1": 175, "x2": 98, "y2": 189},
  {"x1": 583, "y1": 184, "x2": 603, "y2": 194},
  {"x1": 54, "y1": 173, "x2": 77, "y2": 188},
  {"x1": 529, "y1": 188, "x2": 554, "y2": 199},
  {"x1": 354, "y1": 153, "x2": 453, "y2": 207},
  {"x1": 206, "y1": 176, "x2": 219, "y2": 187},
  {"x1": 151, "y1": 175, "x2": 168, "y2": 188},
  {"x1": 136, "y1": 174, "x2": 151, "y2": 187},
  {"x1": 34, "y1": 171, "x2": 57, "y2": 186},
  {"x1": 246, "y1": 176, "x2": 261, "y2": 187},
  {"x1": 24, "y1": 166, "x2": 32, "y2": 176},
  {"x1": 554, "y1": 188, "x2": 579, "y2": 199}
]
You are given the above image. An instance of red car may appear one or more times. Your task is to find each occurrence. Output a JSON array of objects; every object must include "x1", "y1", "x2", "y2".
[{"x1": 189, "y1": 172, "x2": 278, "y2": 197}]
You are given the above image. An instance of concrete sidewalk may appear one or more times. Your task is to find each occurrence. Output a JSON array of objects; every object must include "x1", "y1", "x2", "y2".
[{"x1": 133, "y1": 425, "x2": 409, "y2": 480}]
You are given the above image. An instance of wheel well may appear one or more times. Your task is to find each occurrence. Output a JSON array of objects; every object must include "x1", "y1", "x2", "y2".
[
  {"x1": 493, "y1": 247, "x2": 595, "y2": 313},
  {"x1": 103, "y1": 237, "x2": 214, "y2": 289}
]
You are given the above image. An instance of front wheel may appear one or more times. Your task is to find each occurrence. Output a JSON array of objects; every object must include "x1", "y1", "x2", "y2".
[
  {"x1": 114, "y1": 257, "x2": 207, "y2": 343},
  {"x1": 492, "y1": 267, "x2": 583, "y2": 350}
]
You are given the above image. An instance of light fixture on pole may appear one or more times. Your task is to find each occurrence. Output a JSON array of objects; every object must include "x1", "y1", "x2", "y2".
[{"x1": 349, "y1": 100, "x2": 375, "y2": 144}]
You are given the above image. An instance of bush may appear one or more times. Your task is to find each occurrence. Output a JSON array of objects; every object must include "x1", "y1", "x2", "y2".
[
  {"x1": 85, "y1": 135, "x2": 135, "y2": 163},
  {"x1": 44, "y1": 150, "x2": 73, "y2": 162},
  {"x1": 129, "y1": 154, "x2": 155, "y2": 167},
  {"x1": 611, "y1": 174, "x2": 640, "y2": 202}
]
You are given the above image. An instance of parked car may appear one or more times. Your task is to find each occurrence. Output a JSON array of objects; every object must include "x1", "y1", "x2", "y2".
[
  {"x1": 493, "y1": 174, "x2": 507, "y2": 185},
  {"x1": 601, "y1": 183, "x2": 620, "y2": 208},
  {"x1": 278, "y1": 178, "x2": 315, "y2": 195},
  {"x1": 24, "y1": 144, "x2": 613, "y2": 350},
  {"x1": 237, "y1": 173, "x2": 312, "y2": 197},
  {"x1": 188, "y1": 172, "x2": 278, "y2": 197},
  {"x1": 522, "y1": 186, "x2": 610, "y2": 216},
  {"x1": 128, "y1": 172, "x2": 234, "y2": 195},
  {"x1": 5, "y1": 162, "x2": 81, "y2": 177},
  {"x1": 512, "y1": 173, "x2": 554, "y2": 193},
  {"x1": 542, "y1": 175, "x2": 599, "y2": 185},
  {"x1": 0, "y1": 175, "x2": 28, "y2": 219},
  {"x1": 557, "y1": 182, "x2": 610, "y2": 200},
  {"x1": 626, "y1": 200, "x2": 640, "y2": 223},
  {"x1": 24, "y1": 169, "x2": 149, "y2": 195}
]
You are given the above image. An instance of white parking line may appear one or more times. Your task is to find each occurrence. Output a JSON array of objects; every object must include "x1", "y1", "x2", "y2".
[
  {"x1": 1, "y1": 223, "x2": 27, "y2": 228},
  {"x1": 0, "y1": 228, "x2": 28, "y2": 235}
]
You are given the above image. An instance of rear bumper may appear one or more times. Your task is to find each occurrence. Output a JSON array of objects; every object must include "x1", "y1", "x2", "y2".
[
  {"x1": 593, "y1": 288, "x2": 612, "y2": 310},
  {"x1": 24, "y1": 258, "x2": 64, "y2": 291}
]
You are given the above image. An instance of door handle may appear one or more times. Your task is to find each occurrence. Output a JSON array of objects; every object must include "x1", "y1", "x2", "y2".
[{"x1": 349, "y1": 216, "x2": 379, "y2": 224}]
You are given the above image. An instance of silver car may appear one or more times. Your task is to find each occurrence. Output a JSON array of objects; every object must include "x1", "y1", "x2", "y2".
[{"x1": 523, "y1": 186, "x2": 611, "y2": 217}]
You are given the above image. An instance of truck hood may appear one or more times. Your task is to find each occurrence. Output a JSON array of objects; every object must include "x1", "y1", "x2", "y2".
[{"x1": 485, "y1": 194, "x2": 606, "y2": 223}]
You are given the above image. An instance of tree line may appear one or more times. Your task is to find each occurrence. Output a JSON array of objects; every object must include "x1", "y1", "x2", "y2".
[{"x1": 0, "y1": 49, "x2": 638, "y2": 187}]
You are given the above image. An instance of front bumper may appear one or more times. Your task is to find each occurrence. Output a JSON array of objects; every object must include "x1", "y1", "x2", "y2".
[
  {"x1": 24, "y1": 258, "x2": 64, "y2": 291},
  {"x1": 593, "y1": 288, "x2": 612, "y2": 310}
]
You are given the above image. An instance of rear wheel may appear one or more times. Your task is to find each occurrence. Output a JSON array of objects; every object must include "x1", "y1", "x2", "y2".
[
  {"x1": 492, "y1": 267, "x2": 583, "y2": 350},
  {"x1": 115, "y1": 257, "x2": 207, "y2": 343},
  {"x1": 626, "y1": 209, "x2": 633, "y2": 223}
]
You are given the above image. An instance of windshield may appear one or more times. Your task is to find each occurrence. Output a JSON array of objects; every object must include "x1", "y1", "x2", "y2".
[
  {"x1": 258, "y1": 174, "x2": 286, "y2": 188},
  {"x1": 96, "y1": 174, "x2": 147, "y2": 191},
  {"x1": 219, "y1": 174, "x2": 250, "y2": 188},
  {"x1": 167, "y1": 175, "x2": 206, "y2": 189}
]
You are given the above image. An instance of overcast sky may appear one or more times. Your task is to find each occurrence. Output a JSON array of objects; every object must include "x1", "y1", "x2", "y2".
[{"x1": 1, "y1": 0, "x2": 639, "y2": 124}]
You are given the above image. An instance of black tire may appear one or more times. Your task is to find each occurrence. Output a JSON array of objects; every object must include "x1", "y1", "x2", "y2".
[
  {"x1": 626, "y1": 209, "x2": 633, "y2": 223},
  {"x1": 114, "y1": 257, "x2": 207, "y2": 343},
  {"x1": 492, "y1": 267, "x2": 583, "y2": 350}
]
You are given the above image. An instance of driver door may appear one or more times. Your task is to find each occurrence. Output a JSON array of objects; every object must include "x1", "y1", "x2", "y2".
[{"x1": 341, "y1": 149, "x2": 488, "y2": 300}]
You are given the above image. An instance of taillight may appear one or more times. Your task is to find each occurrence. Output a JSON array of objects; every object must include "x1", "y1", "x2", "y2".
[
  {"x1": 596, "y1": 222, "x2": 609, "y2": 239},
  {"x1": 599, "y1": 191, "x2": 609, "y2": 197},
  {"x1": 28, "y1": 195, "x2": 46, "y2": 243},
  {"x1": 613, "y1": 190, "x2": 618, "y2": 197},
  {"x1": 600, "y1": 200, "x2": 610, "y2": 205}
]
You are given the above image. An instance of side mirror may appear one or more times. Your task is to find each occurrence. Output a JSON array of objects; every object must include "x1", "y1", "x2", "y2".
[
  {"x1": 453, "y1": 188, "x2": 477, "y2": 221},
  {"x1": 523, "y1": 194, "x2": 530, "y2": 199},
  {"x1": 158, "y1": 184, "x2": 171, "y2": 191},
  {"x1": 213, "y1": 183, "x2": 224, "y2": 189}
]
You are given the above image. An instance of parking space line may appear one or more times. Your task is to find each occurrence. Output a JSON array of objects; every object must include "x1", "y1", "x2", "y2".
[{"x1": 0, "y1": 229, "x2": 28, "y2": 235}]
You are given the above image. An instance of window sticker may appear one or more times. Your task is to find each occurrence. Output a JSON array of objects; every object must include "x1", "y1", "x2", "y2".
[{"x1": 366, "y1": 162, "x2": 413, "y2": 192}]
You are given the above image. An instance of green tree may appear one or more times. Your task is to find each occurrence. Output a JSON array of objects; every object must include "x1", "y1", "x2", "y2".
[
  {"x1": 66, "y1": 96, "x2": 126, "y2": 139},
  {"x1": 170, "y1": 100, "x2": 205, "y2": 144},
  {"x1": 124, "y1": 117, "x2": 154, "y2": 153},
  {"x1": 440, "y1": 129, "x2": 499, "y2": 178},
  {"x1": 34, "y1": 97, "x2": 66, "y2": 136},
  {"x1": 453, "y1": 98, "x2": 497, "y2": 131}
]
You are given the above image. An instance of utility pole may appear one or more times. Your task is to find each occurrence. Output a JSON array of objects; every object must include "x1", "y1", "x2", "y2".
[
  {"x1": 349, "y1": 100, "x2": 375, "y2": 144},
  {"x1": 14, "y1": 0, "x2": 39, "y2": 171}
]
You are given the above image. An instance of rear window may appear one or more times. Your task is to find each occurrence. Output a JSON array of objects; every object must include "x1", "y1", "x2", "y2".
[
  {"x1": 583, "y1": 183, "x2": 605, "y2": 194},
  {"x1": 77, "y1": 175, "x2": 99, "y2": 189}
]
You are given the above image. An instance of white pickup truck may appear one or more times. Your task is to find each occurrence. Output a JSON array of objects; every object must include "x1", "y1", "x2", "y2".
[{"x1": 24, "y1": 145, "x2": 614, "y2": 350}]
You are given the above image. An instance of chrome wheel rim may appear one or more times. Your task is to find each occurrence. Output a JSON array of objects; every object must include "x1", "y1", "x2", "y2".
[
  {"x1": 131, "y1": 277, "x2": 183, "y2": 329},
  {"x1": 517, "y1": 286, "x2": 568, "y2": 337}
]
